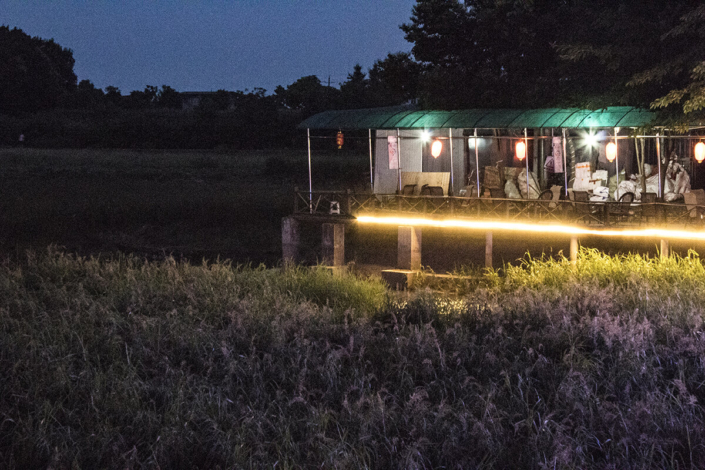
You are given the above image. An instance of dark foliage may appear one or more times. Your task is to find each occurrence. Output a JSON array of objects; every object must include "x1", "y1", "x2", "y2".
[{"x1": 0, "y1": 25, "x2": 77, "y2": 114}]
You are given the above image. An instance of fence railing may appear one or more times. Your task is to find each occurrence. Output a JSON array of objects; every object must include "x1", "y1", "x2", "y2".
[{"x1": 293, "y1": 190, "x2": 705, "y2": 228}]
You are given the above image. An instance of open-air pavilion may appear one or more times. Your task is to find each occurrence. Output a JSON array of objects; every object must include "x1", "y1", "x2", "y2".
[{"x1": 286, "y1": 106, "x2": 705, "y2": 279}]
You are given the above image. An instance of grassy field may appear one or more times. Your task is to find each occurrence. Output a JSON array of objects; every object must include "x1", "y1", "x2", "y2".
[
  {"x1": 2, "y1": 248, "x2": 705, "y2": 468},
  {"x1": 0, "y1": 147, "x2": 370, "y2": 265}
]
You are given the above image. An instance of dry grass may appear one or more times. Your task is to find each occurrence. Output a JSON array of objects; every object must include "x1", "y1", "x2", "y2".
[{"x1": 1, "y1": 247, "x2": 705, "y2": 468}]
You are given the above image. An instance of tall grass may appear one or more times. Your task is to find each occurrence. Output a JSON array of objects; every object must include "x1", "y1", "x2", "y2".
[{"x1": 2, "y1": 248, "x2": 705, "y2": 468}]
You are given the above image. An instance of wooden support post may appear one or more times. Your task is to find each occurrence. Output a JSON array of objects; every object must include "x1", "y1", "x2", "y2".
[
  {"x1": 322, "y1": 223, "x2": 345, "y2": 266},
  {"x1": 398, "y1": 226, "x2": 422, "y2": 270},
  {"x1": 282, "y1": 216, "x2": 300, "y2": 263},
  {"x1": 485, "y1": 231, "x2": 493, "y2": 269},
  {"x1": 570, "y1": 235, "x2": 578, "y2": 265},
  {"x1": 660, "y1": 239, "x2": 670, "y2": 260}
]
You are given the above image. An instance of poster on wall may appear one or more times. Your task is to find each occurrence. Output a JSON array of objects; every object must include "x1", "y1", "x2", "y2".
[
  {"x1": 552, "y1": 136, "x2": 563, "y2": 173},
  {"x1": 388, "y1": 136, "x2": 399, "y2": 170}
]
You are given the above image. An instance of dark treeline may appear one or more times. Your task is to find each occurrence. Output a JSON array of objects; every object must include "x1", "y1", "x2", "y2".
[
  {"x1": 0, "y1": 25, "x2": 418, "y2": 149},
  {"x1": 2, "y1": 1, "x2": 705, "y2": 149}
]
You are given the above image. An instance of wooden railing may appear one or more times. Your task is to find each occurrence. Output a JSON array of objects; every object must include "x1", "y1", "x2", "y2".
[{"x1": 293, "y1": 189, "x2": 705, "y2": 228}]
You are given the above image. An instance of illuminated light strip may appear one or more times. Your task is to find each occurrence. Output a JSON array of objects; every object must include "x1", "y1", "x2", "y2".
[{"x1": 356, "y1": 215, "x2": 705, "y2": 241}]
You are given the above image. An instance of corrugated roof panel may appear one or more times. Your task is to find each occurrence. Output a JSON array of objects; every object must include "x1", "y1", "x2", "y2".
[
  {"x1": 616, "y1": 108, "x2": 656, "y2": 127},
  {"x1": 559, "y1": 109, "x2": 593, "y2": 128},
  {"x1": 579, "y1": 107, "x2": 630, "y2": 128},
  {"x1": 297, "y1": 106, "x2": 662, "y2": 130},
  {"x1": 541, "y1": 108, "x2": 579, "y2": 128},
  {"x1": 407, "y1": 111, "x2": 460, "y2": 128},
  {"x1": 392, "y1": 111, "x2": 432, "y2": 128},
  {"x1": 379, "y1": 110, "x2": 419, "y2": 128},
  {"x1": 475, "y1": 109, "x2": 524, "y2": 128},
  {"x1": 508, "y1": 109, "x2": 562, "y2": 128},
  {"x1": 442, "y1": 109, "x2": 491, "y2": 128},
  {"x1": 355, "y1": 112, "x2": 396, "y2": 128}
]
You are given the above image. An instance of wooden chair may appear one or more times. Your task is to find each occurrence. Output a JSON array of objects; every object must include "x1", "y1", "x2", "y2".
[
  {"x1": 535, "y1": 188, "x2": 555, "y2": 218},
  {"x1": 684, "y1": 189, "x2": 705, "y2": 223},
  {"x1": 420, "y1": 185, "x2": 444, "y2": 196},
  {"x1": 610, "y1": 192, "x2": 636, "y2": 223},
  {"x1": 573, "y1": 190, "x2": 602, "y2": 224}
]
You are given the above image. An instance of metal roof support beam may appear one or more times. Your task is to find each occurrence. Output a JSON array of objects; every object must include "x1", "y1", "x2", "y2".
[
  {"x1": 449, "y1": 128, "x2": 454, "y2": 196},
  {"x1": 615, "y1": 127, "x2": 620, "y2": 190},
  {"x1": 474, "y1": 129, "x2": 480, "y2": 197},
  {"x1": 524, "y1": 128, "x2": 530, "y2": 198},
  {"x1": 397, "y1": 128, "x2": 401, "y2": 193},
  {"x1": 656, "y1": 133, "x2": 662, "y2": 198},
  {"x1": 368, "y1": 129, "x2": 374, "y2": 192},
  {"x1": 562, "y1": 129, "x2": 568, "y2": 197}
]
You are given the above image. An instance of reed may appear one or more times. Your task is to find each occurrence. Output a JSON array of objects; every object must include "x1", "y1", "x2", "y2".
[{"x1": 1, "y1": 247, "x2": 704, "y2": 468}]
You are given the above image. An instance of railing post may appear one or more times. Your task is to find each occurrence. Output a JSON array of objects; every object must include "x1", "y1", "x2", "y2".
[
  {"x1": 346, "y1": 189, "x2": 352, "y2": 216},
  {"x1": 294, "y1": 186, "x2": 299, "y2": 213},
  {"x1": 570, "y1": 235, "x2": 578, "y2": 265},
  {"x1": 485, "y1": 231, "x2": 493, "y2": 269}
]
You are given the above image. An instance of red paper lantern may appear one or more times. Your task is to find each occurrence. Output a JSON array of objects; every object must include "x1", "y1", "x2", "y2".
[
  {"x1": 606, "y1": 142, "x2": 617, "y2": 162},
  {"x1": 695, "y1": 142, "x2": 705, "y2": 163},
  {"x1": 336, "y1": 131, "x2": 344, "y2": 149},
  {"x1": 431, "y1": 139, "x2": 443, "y2": 158},
  {"x1": 515, "y1": 141, "x2": 526, "y2": 161}
]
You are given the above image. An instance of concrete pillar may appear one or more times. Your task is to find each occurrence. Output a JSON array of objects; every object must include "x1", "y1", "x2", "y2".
[
  {"x1": 322, "y1": 223, "x2": 345, "y2": 266},
  {"x1": 660, "y1": 239, "x2": 670, "y2": 260},
  {"x1": 282, "y1": 216, "x2": 300, "y2": 263},
  {"x1": 485, "y1": 231, "x2": 493, "y2": 269},
  {"x1": 398, "y1": 226, "x2": 422, "y2": 270},
  {"x1": 570, "y1": 235, "x2": 578, "y2": 265}
]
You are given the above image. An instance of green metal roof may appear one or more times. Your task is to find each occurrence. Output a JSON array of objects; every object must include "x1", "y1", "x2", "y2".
[{"x1": 298, "y1": 106, "x2": 657, "y2": 130}]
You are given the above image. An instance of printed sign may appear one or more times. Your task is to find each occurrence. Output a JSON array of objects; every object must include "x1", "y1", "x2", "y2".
[
  {"x1": 388, "y1": 136, "x2": 399, "y2": 170},
  {"x1": 552, "y1": 136, "x2": 563, "y2": 173}
]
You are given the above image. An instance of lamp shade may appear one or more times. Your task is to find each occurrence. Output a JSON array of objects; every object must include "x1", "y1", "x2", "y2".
[
  {"x1": 695, "y1": 142, "x2": 705, "y2": 163},
  {"x1": 431, "y1": 139, "x2": 443, "y2": 158},
  {"x1": 515, "y1": 141, "x2": 526, "y2": 161},
  {"x1": 606, "y1": 142, "x2": 617, "y2": 162}
]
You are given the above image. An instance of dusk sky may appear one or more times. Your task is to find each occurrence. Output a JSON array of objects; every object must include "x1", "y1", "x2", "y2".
[{"x1": 2, "y1": 0, "x2": 416, "y2": 94}]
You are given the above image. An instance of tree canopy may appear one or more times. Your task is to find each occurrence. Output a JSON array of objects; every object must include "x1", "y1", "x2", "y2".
[
  {"x1": 401, "y1": 0, "x2": 705, "y2": 121},
  {"x1": 0, "y1": 25, "x2": 77, "y2": 114}
]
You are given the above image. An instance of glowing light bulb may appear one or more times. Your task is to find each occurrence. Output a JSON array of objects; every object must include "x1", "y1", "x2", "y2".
[
  {"x1": 431, "y1": 139, "x2": 443, "y2": 158},
  {"x1": 695, "y1": 142, "x2": 705, "y2": 163},
  {"x1": 584, "y1": 132, "x2": 598, "y2": 148},
  {"x1": 606, "y1": 142, "x2": 617, "y2": 162},
  {"x1": 515, "y1": 141, "x2": 526, "y2": 161}
]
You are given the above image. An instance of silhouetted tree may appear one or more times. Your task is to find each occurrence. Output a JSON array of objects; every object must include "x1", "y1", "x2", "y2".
[
  {"x1": 123, "y1": 85, "x2": 158, "y2": 109},
  {"x1": 0, "y1": 25, "x2": 77, "y2": 114},
  {"x1": 368, "y1": 52, "x2": 421, "y2": 106},
  {"x1": 104, "y1": 86, "x2": 122, "y2": 106},
  {"x1": 156, "y1": 85, "x2": 181, "y2": 109},
  {"x1": 340, "y1": 64, "x2": 369, "y2": 109},
  {"x1": 275, "y1": 76, "x2": 341, "y2": 117}
]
